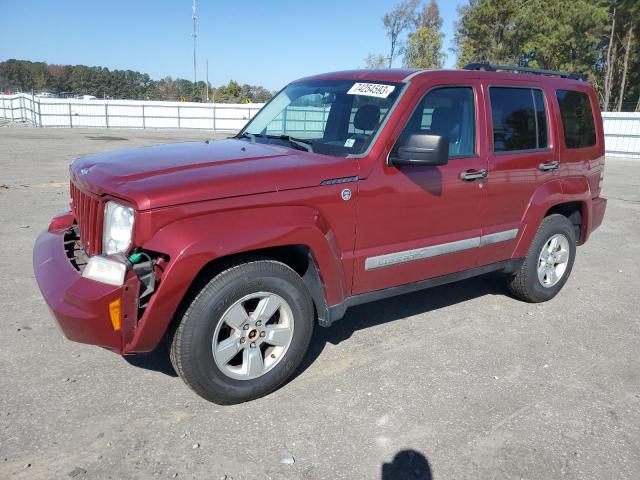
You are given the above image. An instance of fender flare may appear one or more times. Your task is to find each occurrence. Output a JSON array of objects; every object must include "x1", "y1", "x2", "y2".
[
  {"x1": 559, "y1": 175, "x2": 594, "y2": 244},
  {"x1": 513, "y1": 177, "x2": 591, "y2": 258},
  {"x1": 125, "y1": 205, "x2": 346, "y2": 352}
]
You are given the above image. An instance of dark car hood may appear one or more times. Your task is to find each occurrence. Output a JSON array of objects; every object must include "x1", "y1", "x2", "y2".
[{"x1": 70, "y1": 139, "x2": 356, "y2": 210}]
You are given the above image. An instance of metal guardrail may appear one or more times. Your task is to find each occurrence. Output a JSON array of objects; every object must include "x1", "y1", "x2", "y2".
[
  {"x1": 0, "y1": 93, "x2": 334, "y2": 137},
  {"x1": 0, "y1": 93, "x2": 264, "y2": 131}
]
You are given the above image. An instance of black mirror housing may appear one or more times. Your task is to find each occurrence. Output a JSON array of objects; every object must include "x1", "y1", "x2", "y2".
[{"x1": 392, "y1": 134, "x2": 449, "y2": 167}]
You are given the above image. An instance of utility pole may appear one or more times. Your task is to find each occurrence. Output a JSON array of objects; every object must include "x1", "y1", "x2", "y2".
[
  {"x1": 205, "y1": 59, "x2": 210, "y2": 102},
  {"x1": 192, "y1": 0, "x2": 197, "y2": 84}
]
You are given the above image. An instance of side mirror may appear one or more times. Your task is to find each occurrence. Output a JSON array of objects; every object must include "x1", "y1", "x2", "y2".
[{"x1": 391, "y1": 134, "x2": 449, "y2": 167}]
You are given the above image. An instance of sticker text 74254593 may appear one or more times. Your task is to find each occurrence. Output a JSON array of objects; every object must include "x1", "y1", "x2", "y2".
[{"x1": 347, "y1": 83, "x2": 395, "y2": 98}]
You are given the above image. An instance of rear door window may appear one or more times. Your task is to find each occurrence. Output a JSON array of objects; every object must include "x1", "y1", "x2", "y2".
[
  {"x1": 490, "y1": 87, "x2": 548, "y2": 152},
  {"x1": 556, "y1": 90, "x2": 596, "y2": 149}
]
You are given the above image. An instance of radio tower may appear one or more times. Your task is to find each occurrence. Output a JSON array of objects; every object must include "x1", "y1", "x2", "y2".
[{"x1": 192, "y1": 0, "x2": 197, "y2": 84}]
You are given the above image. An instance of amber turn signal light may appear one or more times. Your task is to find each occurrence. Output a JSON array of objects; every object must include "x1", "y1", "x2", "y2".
[{"x1": 108, "y1": 299, "x2": 122, "y2": 331}]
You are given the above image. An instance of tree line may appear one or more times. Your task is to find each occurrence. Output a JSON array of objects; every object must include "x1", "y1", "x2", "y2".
[
  {"x1": 0, "y1": 59, "x2": 274, "y2": 104},
  {"x1": 366, "y1": 0, "x2": 639, "y2": 111}
]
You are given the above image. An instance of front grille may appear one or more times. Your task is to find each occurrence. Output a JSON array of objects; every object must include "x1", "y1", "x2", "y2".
[
  {"x1": 63, "y1": 227, "x2": 89, "y2": 272},
  {"x1": 70, "y1": 182, "x2": 102, "y2": 256}
]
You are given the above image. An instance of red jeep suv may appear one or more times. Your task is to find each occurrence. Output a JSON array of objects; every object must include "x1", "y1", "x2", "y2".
[{"x1": 33, "y1": 64, "x2": 607, "y2": 404}]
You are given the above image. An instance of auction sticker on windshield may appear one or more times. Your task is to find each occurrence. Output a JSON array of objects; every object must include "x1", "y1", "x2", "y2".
[{"x1": 347, "y1": 83, "x2": 395, "y2": 98}]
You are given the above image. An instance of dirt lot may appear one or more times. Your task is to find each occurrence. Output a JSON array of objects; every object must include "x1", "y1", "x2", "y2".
[{"x1": 1, "y1": 126, "x2": 639, "y2": 480}]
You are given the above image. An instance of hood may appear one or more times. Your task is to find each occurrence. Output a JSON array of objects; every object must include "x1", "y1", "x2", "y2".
[{"x1": 70, "y1": 139, "x2": 356, "y2": 210}]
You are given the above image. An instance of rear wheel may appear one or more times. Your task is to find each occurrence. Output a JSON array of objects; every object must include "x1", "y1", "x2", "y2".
[
  {"x1": 508, "y1": 214, "x2": 576, "y2": 303},
  {"x1": 170, "y1": 260, "x2": 314, "y2": 404}
]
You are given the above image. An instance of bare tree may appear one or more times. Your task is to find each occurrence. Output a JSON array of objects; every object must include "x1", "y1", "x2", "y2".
[
  {"x1": 617, "y1": 25, "x2": 634, "y2": 111},
  {"x1": 417, "y1": 0, "x2": 443, "y2": 30},
  {"x1": 604, "y1": 3, "x2": 617, "y2": 110},
  {"x1": 383, "y1": 0, "x2": 420, "y2": 68},
  {"x1": 364, "y1": 53, "x2": 387, "y2": 69}
]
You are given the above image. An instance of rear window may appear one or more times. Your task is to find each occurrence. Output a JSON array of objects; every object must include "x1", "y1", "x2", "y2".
[
  {"x1": 556, "y1": 90, "x2": 596, "y2": 149},
  {"x1": 490, "y1": 87, "x2": 548, "y2": 152}
]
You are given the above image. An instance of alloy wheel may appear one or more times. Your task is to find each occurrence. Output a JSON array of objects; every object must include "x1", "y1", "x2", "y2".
[
  {"x1": 537, "y1": 233, "x2": 570, "y2": 287},
  {"x1": 212, "y1": 292, "x2": 295, "y2": 380}
]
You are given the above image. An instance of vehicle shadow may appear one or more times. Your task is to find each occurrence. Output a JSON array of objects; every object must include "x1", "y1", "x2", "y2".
[
  {"x1": 123, "y1": 334, "x2": 178, "y2": 377},
  {"x1": 124, "y1": 272, "x2": 508, "y2": 381},
  {"x1": 293, "y1": 272, "x2": 508, "y2": 382},
  {"x1": 382, "y1": 449, "x2": 432, "y2": 480}
]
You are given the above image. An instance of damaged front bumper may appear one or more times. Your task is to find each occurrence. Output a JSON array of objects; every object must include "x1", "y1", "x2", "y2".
[{"x1": 33, "y1": 212, "x2": 141, "y2": 354}]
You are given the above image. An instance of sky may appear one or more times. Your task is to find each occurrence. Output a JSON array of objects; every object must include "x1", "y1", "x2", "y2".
[{"x1": 0, "y1": 0, "x2": 462, "y2": 90}]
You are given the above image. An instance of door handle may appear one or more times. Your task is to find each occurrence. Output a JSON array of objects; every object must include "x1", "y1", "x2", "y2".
[
  {"x1": 460, "y1": 169, "x2": 488, "y2": 181},
  {"x1": 539, "y1": 161, "x2": 560, "y2": 171}
]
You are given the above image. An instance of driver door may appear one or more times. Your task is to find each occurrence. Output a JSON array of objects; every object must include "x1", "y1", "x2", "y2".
[{"x1": 353, "y1": 82, "x2": 488, "y2": 294}]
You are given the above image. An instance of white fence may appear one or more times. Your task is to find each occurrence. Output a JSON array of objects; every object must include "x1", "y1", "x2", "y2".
[
  {"x1": 601, "y1": 112, "x2": 640, "y2": 158},
  {"x1": 0, "y1": 93, "x2": 264, "y2": 131},
  {"x1": 1, "y1": 93, "x2": 639, "y2": 158}
]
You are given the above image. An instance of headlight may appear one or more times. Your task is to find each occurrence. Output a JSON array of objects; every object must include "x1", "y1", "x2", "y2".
[{"x1": 103, "y1": 201, "x2": 135, "y2": 254}]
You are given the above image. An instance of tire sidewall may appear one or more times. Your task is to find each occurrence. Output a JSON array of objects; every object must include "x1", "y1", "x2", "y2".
[
  {"x1": 524, "y1": 215, "x2": 576, "y2": 302},
  {"x1": 182, "y1": 263, "x2": 313, "y2": 403}
]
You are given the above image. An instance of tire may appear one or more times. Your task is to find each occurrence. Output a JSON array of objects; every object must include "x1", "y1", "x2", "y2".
[
  {"x1": 508, "y1": 214, "x2": 576, "y2": 303},
  {"x1": 169, "y1": 260, "x2": 314, "y2": 404}
]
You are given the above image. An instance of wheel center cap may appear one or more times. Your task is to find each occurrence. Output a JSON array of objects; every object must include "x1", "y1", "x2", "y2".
[{"x1": 248, "y1": 329, "x2": 259, "y2": 341}]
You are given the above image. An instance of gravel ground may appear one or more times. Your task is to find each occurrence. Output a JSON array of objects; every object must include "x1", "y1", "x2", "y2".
[{"x1": 0, "y1": 127, "x2": 638, "y2": 480}]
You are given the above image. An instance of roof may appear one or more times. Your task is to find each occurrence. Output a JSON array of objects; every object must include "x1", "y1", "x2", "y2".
[
  {"x1": 294, "y1": 68, "x2": 591, "y2": 88},
  {"x1": 295, "y1": 69, "x2": 420, "y2": 84}
]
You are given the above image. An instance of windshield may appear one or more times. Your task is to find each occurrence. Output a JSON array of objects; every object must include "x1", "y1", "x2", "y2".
[{"x1": 239, "y1": 79, "x2": 403, "y2": 157}]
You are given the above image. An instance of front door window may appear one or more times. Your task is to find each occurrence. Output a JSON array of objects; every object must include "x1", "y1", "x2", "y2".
[{"x1": 393, "y1": 86, "x2": 476, "y2": 158}]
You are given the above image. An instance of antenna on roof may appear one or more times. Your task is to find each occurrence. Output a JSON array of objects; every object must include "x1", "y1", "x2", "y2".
[{"x1": 192, "y1": 0, "x2": 197, "y2": 84}]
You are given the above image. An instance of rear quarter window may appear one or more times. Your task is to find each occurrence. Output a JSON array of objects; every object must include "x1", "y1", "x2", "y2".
[{"x1": 556, "y1": 90, "x2": 596, "y2": 149}]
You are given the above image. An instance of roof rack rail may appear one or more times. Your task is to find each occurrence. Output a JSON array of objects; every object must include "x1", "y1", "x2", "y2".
[{"x1": 463, "y1": 62, "x2": 586, "y2": 81}]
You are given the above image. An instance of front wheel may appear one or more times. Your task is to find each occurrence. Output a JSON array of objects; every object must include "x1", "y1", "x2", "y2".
[
  {"x1": 170, "y1": 260, "x2": 314, "y2": 404},
  {"x1": 508, "y1": 214, "x2": 576, "y2": 303}
]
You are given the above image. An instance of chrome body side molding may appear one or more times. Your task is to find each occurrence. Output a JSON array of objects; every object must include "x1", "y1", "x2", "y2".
[
  {"x1": 480, "y1": 228, "x2": 519, "y2": 246},
  {"x1": 365, "y1": 228, "x2": 519, "y2": 270}
]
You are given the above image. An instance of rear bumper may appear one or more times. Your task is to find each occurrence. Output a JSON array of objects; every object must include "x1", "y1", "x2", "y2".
[{"x1": 33, "y1": 214, "x2": 138, "y2": 353}]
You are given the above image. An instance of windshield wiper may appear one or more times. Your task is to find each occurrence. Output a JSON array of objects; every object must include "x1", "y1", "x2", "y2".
[
  {"x1": 264, "y1": 134, "x2": 314, "y2": 153},
  {"x1": 235, "y1": 132, "x2": 257, "y2": 142},
  {"x1": 235, "y1": 132, "x2": 314, "y2": 153}
]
